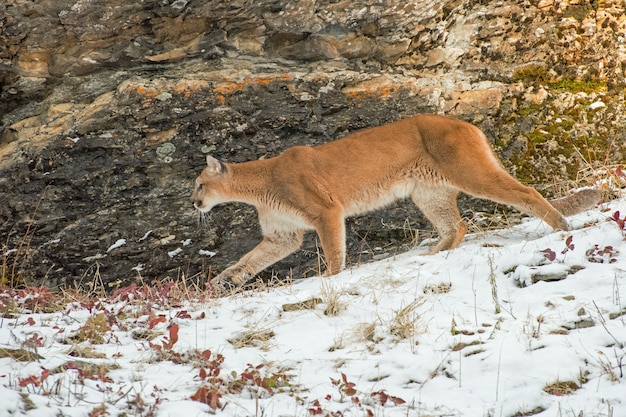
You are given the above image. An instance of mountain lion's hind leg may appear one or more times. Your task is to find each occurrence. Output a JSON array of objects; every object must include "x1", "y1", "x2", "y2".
[
  {"x1": 459, "y1": 170, "x2": 569, "y2": 232},
  {"x1": 411, "y1": 187, "x2": 467, "y2": 255},
  {"x1": 211, "y1": 229, "x2": 304, "y2": 290},
  {"x1": 441, "y1": 131, "x2": 570, "y2": 232}
]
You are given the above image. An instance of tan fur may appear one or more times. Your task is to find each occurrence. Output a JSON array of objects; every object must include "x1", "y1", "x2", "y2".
[{"x1": 191, "y1": 114, "x2": 600, "y2": 288}]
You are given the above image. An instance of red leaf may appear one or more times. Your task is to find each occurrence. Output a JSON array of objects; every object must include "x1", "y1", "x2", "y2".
[
  {"x1": 88, "y1": 404, "x2": 108, "y2": 417},
  {"x1": 372, "y1": 390, "x2": 406, "y2": 406},
  {"x1": 175, "y1": 310, "x2": 191, "y2": 319},
  {"x1": 26, "y1": 333, "x2": 44, "y2": 347},
  {"x1": 373, "y1": 390, "x2": 388, "y2": 405},
  {"x1": 613, "y1": 211, "x2": 626, "y2": 230},
  {"x1": 191, "y1": 386, "x2": 222, "y2": 410},
  {"x1": 541, "y1": 248, "x2": 556, "y2": 262},
  {"x1": 165, "y1": 323, "x2": 179, "y2": 348},
  {"x1": 190, "y1": 386, "x2": 207, "y2": 402},
  {"x1": 390, "y1": 395, "x2": 406, "y2": 405},
  {"x1": 18, "y1": 368, "x2": 49, "y2": 388},
  {"x1": 27, "y1": 317, "x2": 36, "y2": 326},
  {"x1": 344, "y1": 387, "x2": 357, "y2": 397},
  {"x1": 149, "y1": 315, "x2": 166, "y2": 329},
  {"x1": 562, "y1": 235, "x2": 575, "y2": 254},
  {"x1": 19, "y1": 375, "x2": 39, "y2": 388},
  {"x1": 308, "y1": 400, "x2": 323, "y2": 415}
]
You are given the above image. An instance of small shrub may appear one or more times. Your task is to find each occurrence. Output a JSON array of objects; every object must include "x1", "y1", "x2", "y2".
[{"x1": 586, "y1": 245, "x2": 619, "y2": 263}]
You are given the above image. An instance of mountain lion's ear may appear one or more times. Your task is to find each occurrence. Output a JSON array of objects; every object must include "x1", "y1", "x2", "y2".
[{"x1": 206, "y1": 155, "x2": 225, "y2": 174}]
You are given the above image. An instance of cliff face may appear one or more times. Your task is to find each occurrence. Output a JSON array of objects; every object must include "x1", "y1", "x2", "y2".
[{"x1": 1, "y1": 0, "x2": 624, "y2": 289}]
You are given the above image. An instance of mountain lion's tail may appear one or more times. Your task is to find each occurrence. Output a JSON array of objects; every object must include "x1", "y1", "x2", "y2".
[{"x1": 549, "y1": 189, "x2": 600, "y2": 217}]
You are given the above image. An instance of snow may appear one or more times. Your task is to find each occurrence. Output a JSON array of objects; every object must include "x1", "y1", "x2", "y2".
[
  {"x1": 106, "y1": 238, "x2": 126, "y2": 253},
  {"x1": 1, "y1": 197, "x2": 625, "y2": 417},
  {"x1": 138, "y1": 230, "x2": 153, "y2": 242}
]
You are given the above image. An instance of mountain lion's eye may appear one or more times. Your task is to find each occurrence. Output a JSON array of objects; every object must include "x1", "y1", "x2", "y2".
[{"x1": 197, "y1": 183, "x2": 203, "y2": 191}]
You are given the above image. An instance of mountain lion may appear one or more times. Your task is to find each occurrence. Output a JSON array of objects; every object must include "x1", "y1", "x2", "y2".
[{"x1": 191, "y1": 114, "x2": 599, "y2": 290}]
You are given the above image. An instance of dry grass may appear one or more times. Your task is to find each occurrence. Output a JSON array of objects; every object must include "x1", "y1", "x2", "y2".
[
  {"x1": 67, "y1": 345, "x2": 108, "y2": 359},
  {"x1": 543, "y1": 369, "x2": 589, "y2": 397},
  {"x1": 466, "y1": 208, "x2": 518, "y2": 234},
  {"x1": 228, "y1": 329, "x2": 276, "y2": 349},
  {"x1": 282, "y1": 297, "x2": 322, "y2": 312},
  {"x1": 0, "y1": 348, "x2": 43, "y2": 361},
  {"x1": 51, "y1": 360, "x2": 120, "y2": 376},
  {"x1": 1, "y1": 194, "x2": 44, "y2": 288},
  {"x1": 569, "y1": 136, "x2": 625, "y2": 201},
  {"x1": 595, "y1": 351, "x2": 622, "y2": 383},
  {"x1": 487, "y1": 255, "x2": 501, "y2": 314},
  {"x1": 510, "y1": 406, "x2": 546, "y2": 417},
  {"x1": 66, "y1": 313, "x2": 111, "y2": 344},
  {"x1": 320, "y1": 280, "x2": 345, "y2": 316},
  {"x1": 389, "y1": 298, "x2": 424, "y2": 345},
  {"x1": 352, "y1": 321, "x2": 379, "y2": 344},
  {"x1": 450, "y1": 340, "x2": 483, "y2": 352},
  {"x1": 543, "y1": 379, "x2": 580, "y2": 396}
]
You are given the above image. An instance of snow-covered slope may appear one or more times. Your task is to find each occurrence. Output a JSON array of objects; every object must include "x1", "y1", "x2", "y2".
[{"x1": 1, "y1": 197, "x2": 625, "y2": 417}]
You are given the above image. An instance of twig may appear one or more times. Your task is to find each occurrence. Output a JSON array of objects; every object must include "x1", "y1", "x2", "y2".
[
  {"x1": 593, "y1": 301, "x2": 623, "y2": 348},
  {"x1": 488, "y1": 255, "x2": 501, "y2": 314}
]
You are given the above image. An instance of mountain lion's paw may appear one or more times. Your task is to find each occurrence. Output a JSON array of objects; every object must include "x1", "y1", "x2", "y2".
[{"x1": 208, "y1": 267, "x2": 252, "y2": 296}]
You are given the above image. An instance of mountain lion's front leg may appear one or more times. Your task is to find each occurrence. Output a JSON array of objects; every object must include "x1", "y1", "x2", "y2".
[
  {"x1": 210, "y1": 230, "x2": 304, "y2": 291},
  {"x1": 312, "y1": 210, "x2": 346, "y2": 276}
]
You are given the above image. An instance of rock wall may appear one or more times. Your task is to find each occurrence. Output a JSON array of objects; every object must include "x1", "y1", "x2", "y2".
[{"x1": 1, "y1": 0, "x2": 624, "y2": 289}]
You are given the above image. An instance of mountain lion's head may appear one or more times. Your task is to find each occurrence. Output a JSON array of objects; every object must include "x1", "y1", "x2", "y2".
[{"x1": 191, "y1": 155, "x2": 229, "y2": 212}]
